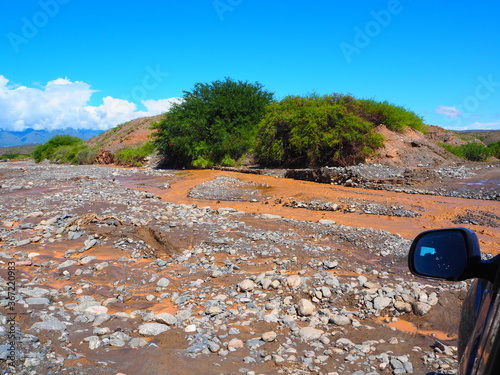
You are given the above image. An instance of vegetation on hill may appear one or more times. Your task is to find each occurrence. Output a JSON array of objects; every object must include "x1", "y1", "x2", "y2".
[
  {"x1": 114, "y1": 141, "x2": 155, "y2": 166},
  {"x1": 439, "y1": 142, "x2": 491, "y2": 162},
  {"x1": 0, "y1": 144, "x2": 35, "y2": 161},
  {"x1": 255, "y1": 94, "x2": 424, "y2": 167},
  {"x1": 153, "y1": 78, "x2": 274, "y2": 168},
  {"x1": 488, "y1": 141, "x2": 500, "y2": 159},
  {"x1": 152, "y1": 83, "x2": 426, "y2": 168},
  {"x1": 0, "y1": 152, "x2": 32, "y2": 161},
  {"x1": 438, "y1": 138, "x2": 500, "y2": 162},
  {"x1": 33, "y1": 135, "x2": 98, "y2": 164}
]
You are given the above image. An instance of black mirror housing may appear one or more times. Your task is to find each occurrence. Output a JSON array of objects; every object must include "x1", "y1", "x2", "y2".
[{"x1": 409, "y1": 227, "x2": 485, "y2": 282}]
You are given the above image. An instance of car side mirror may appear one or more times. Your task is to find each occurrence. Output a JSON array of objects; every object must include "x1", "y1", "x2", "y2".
[{"x1": 409, "y1": 228, "x2": 495, "y2": 283}]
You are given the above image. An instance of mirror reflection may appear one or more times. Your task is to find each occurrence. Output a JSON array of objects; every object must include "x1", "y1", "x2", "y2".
[{"x1": 413, "y1": 230, "x2": 468, "y2": 279}]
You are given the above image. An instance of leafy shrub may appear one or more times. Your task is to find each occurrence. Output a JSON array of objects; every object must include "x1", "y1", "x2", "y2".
[
  {"x1": 76, "y1": 147, "x2": 99, "y2": 164},
  {"x1": 0, "y1": 153, "x2": 31, "y2": 161},
  {"x1": 462, "y1": 143, "x2": 491, "y2": 161},
  {"x1": 32, "y1": 136, "x2": 99, "y2": 165},
  {"x1": 488, "y1": 140, "x2": 500, "y2": 159},
  {"x1": 309, "y1": 94, "x2": 425, "y2": 132},
  {"x1": 115, "y1": 142, "x2": 156, "y2": 166},
  {"x1": 153, "y1": 78, "x2": 274, "y2": 168},
  {"x1": 33, "y1": 135, "x2": 84, "y2": 162},
  {"x1": 255, "y1": 95, "x2": 384, "y2": 167},
  {"x1": 440, "y1": 142, "x2": 492, "y2": 162},
  {"x1": 348, "y1": 99, "x2": 425, "y2": 132}
]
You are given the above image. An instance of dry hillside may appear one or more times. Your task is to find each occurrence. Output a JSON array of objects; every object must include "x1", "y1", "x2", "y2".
[
  {"x1": 85, "y1": 115, "x2": 162, "y2": 154},
  {"x1": 367, "y1": 125, "x2": 465, "y2": 167}
]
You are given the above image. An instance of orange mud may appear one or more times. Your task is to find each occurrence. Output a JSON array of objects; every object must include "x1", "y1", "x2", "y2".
[
  {"x1": 125, "y1": 169, "x2": 500, "y2": 255},
  {"x1": 376, "y1": 317, "x2": 458, "y2": 341}
]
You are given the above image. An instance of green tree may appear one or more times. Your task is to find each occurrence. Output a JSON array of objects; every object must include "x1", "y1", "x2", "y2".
[
  {"x1": 153, "y1": 78, "x2": 274, "y2": 168},
  {"x1": 487, "y1": 140, "x2": 500, "y2": 159},
  {"x1": 461, "y1": 142, "x2": 491, "y2": 161},
  {"x1": 255, "y1": 95, "x2": 384, "y2": 167}
]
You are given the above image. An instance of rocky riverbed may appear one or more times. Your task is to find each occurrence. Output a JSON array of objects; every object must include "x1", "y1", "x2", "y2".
[{"x1": 1, "y1": 160, "x2": 499, "y2": 375}]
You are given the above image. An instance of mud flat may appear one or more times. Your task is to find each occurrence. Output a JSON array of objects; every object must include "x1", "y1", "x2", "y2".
[{"x1": 0, "y1": 160, "x2": 499, "y2": 374}]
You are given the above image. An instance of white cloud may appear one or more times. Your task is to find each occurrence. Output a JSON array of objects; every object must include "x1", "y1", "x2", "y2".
[
  {"x1": 142, "y1": 98, "x2": 183, "y2": 114},
  {"x1": 462, "y1": 121, "x2": 500, "y2": 130},
  {"x1": 435, "y1": 105, "x2": 462, "y2": 118},
  {"x1": 0, "y1": 75, "x2": 180, "y2": 131}
]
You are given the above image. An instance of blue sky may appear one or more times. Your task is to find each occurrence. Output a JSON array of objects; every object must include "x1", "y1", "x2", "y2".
[{"x1": 1, "y1": 0, "x2": 499, "y2": 132}]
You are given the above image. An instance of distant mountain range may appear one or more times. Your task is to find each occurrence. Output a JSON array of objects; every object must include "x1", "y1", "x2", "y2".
[{"x1": 0, "y1": 128, "x2": 104, "y2": 148}]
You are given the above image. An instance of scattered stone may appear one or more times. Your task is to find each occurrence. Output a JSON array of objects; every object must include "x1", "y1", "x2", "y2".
[
  {"x1": 413, "y1": 302, "x2": 432, "y2": 316},
  {"x1": 138, "y1": 323, "x2": 170, "y2": 336},
  {"x1": 299, "y1": 327, "x2": 324, "y2": 340},
  {"x1": 31, "y1": 319, "x2": 66, "y2": 331},
  {"x1": 330, "y1": 314, "x2": 351, "y2": 326},
  {"x1": 286, "y1": 275, "x2": 302, "y2": 288},
  {"x1": 238, "y1": 279, "x2": 256, "y2": 292},
  {"x1": 262, "y1": 331, "x2": 277, "y2": 342},
  {"x1": 297, "y1": 299, "x2": 315, "y2": 316},
  {"x1": 373, "y1": 296, "x2": 392, "y2": 311},
  {"x1": 154, "y1": 313, "x2": 177, "y2": 326},
  {"x1": 227, "y1": 338, "x2": 245, "y2": 350},
  {"x1": 157, "y1": 277, "x2": 171, "y2": 287}
]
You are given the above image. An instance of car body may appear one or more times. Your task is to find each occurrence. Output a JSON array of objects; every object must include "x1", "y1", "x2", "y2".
[{"x1": 408, "y1": 227, "x2": 500, "y2": 374}]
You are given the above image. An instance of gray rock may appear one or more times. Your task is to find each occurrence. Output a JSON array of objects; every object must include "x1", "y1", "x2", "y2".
[
  {"x1": 297, "y1": 299, "x2": 315, "y2": 316},
  {"x1": 286, "y1": 275, "x2": 302, "y2": 288},
  {"x1": 207, "y1": 341, "x2": 221, "y2": 353},
  {"x1": 238, "y1": 279, "x2": 256, "y2": 292},
  {"x1": 413, "y1": 301, "x2": 432, "y2": 316},
  {"x1": 320, "y1": 286, "x2": 332, "y2": 298},
  {"x1": 129, "y1": 337, "x2": 148, "y2": 348},
  {"x1": 95, "y1": 262, "x2": 109, "y2": 270},
  {"x1": 25, "y1": 297, "x2": 50, "y2": 305},
  {"x1": 84, "y1": 336, "x2": 101, "y2": 350},
  {"x1": 206, "y1": 306, "x2": 224, "y2": 315},
  {"x1": 218, "y1": 207, "x2": 237, "y2": 215},
  {"x1": 157, "y1": 277, "x2": 171, "y2": 287},
  {"x1": 138, "y1": 322, "x2": 170, "y2": 336},
  {"x1": 394, "y1": 300, "x2": 412, "y2": 313},
  {"x1": 84, "y1": 238, "x2": 98, "y2": 250},
  {"x1": 357, "y1": 275, "x2": 368, "y2": 286},
  {"x1": 79, "y1": 256, "x2": 96, "y2": 265},
  {"x1": 227, "y1": 338, "x2": 244, "y2": 349},
  {"x1": 299, "y1": 327, "x2": 324, "y2": 340},
  {"x1": 318, "y1": 219, "x2": 336, "y2": 225},
  {"x1": 92, "y1": 314, "x2": 111, "y2": 326},
  {"x1": 30, "y1": 319, "x2": 66, "y2": 331},
  {"x1": 335, "y1": 337, "x2": 355, "y2": 349},
  {"x1": 154, "y1": 312, "x2": 177, "y2": 326},
  {"x1": 260, "y1": 214, "x2": 281, "y2": 220},
  {"x1": 330, "y1": 314, "x2": 351, "y2": 326},
  {"x1": 57, "y1": 260, "x2": 76, "y2": 269},
  {"x1": 324, "y1": 261, "x2": 339, "y2": 269},
  {"x1": 262, "y1": 331, "x2": 277, "y2": 342},
  {"x1": 16, "y1": 239, "x2": 31, "y2": 247},
  {"x1": 373, "y1": 296, "x2": 392, "y2": 310}
]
